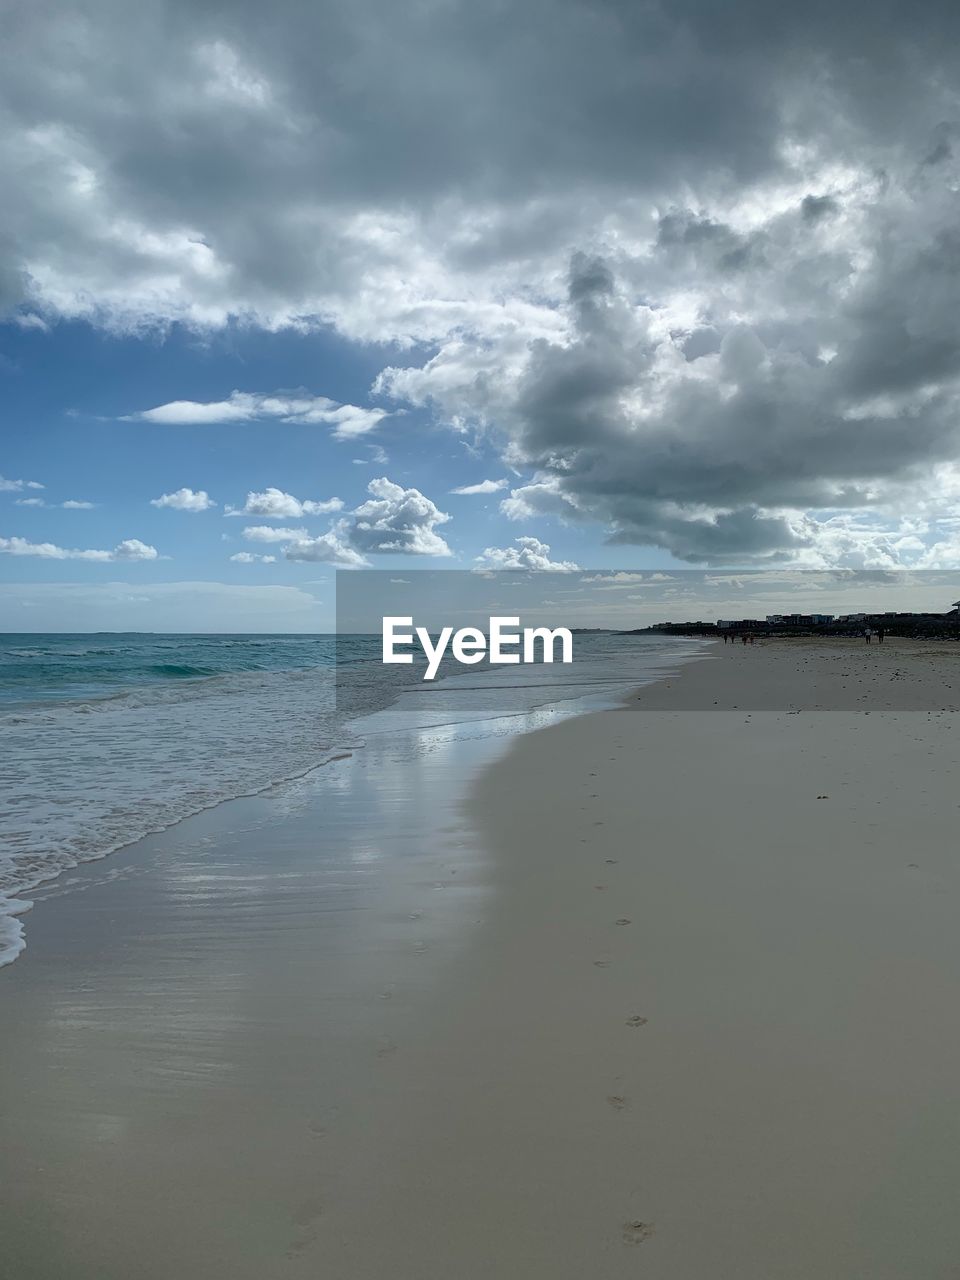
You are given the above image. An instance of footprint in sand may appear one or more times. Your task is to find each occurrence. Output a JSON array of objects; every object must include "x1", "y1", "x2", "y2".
[
  {"x1": 605, "y1": 859, "x2": 618, "y2": 865},
  {"x1": 606, "y1": 1094, "x2": 629, "y2": 1111},
  {"x1": 306, "y1": 1121, "x2": 326, "y2": 1139},
  {"x1": 625, "y1": 1015, "x2": 648, "y2": 1028},
  {"x1": 593, "y1": 959, "x2": 612, "y2": 968},
  {"x1": 615, "y1": 918, "x2": 631, "y2": 926},
  {"x1": 622, "y1": 1220, "x2": 655, "y2": 1245},
  {"x1": 287, "y1": 1198, "x2": 323, "y2": 1258},
  {"x1": 291, "y1": 1198, "x2": 323, "y2": 1228},
  {"x1": 377, "y1": 1039, "x2": 398, "y2": 1058}
]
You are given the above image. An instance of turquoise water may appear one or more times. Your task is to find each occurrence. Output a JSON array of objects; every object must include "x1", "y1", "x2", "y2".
[{"x1": 0, "y1": 633, "x2": 345, "y2": 708}]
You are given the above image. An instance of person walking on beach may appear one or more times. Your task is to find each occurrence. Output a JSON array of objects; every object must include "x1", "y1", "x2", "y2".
[
  {"x1": 864, "y1": 627, "x2": 872, "y2": 644},
  {"x1": 877, "y1": 626, "x2": 885, "y2": 644}
]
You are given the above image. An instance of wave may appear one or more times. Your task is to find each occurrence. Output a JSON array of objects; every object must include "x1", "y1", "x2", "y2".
[
  {"x1": 0, "y1": 662, "x2": 366, "y2": 968},
  {"x1": 145, "y1": 662, "x2": 217, "y2": 678}
]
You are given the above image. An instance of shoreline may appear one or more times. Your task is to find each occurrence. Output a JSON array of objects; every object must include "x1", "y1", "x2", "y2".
[
  {"x1": 0, "y1": 632, "x2": 706, "y2": 970},
  {"x1": 4, "y1": 639, "x2": 960, "y2": 1276}
]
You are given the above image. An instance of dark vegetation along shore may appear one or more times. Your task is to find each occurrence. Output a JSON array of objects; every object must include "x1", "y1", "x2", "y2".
[{"x1": 634, "y1": 609, "x2": 960, "y2": 640}]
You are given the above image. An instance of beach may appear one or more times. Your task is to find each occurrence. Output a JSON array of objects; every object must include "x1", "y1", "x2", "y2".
[{"x1": 4, "y1": 638, "x2": 960, "y2": 1277}]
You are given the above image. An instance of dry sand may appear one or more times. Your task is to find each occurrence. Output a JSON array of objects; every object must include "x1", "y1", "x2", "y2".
[{"x1": 4, "y1": 639, "x2": 960, "y2": 1277}]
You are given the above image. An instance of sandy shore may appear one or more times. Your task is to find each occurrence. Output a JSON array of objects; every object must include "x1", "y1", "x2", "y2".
[{"x1": 4, "y1": 639, "x2": 960, "y2": 1277}]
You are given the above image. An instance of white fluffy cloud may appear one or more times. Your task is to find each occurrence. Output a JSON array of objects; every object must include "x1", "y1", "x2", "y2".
[
  {"x1": 476, "y1": 537, "x2": 579, "y2": 572},
  {"x1": 242, "y1": 525, "x2": 308, "y2": 543},
  {"x1": 229, "y1": 551, "x2": 276, "y2": 563},
  {"x1": 348, "y1": 477, "x2": 451, "y2": 556},
  {"x1": 128, "y1": 391, "x2": 388, "y2": 440},
  {"x1": 499, "y1": 476, "x2": 581, "y2": 523},
  {"x1": 226, "y1": 487, "x2": 343, "y2": 518},
  {"x1": 0, "y1": 475, "x2": 43, "y2": 492},
  {"x1": 0, "y1": 536, "x2": 159, "y2": 561},
  {"x1": 150, "y1": 488, "x2": 216, "y2": 511},
  {"x1": 236, "y1": 477, "x2": 452, "y2": 562},
  {"x1": 61, "y1": 499, "x2": 96, "y2": 509},
  {"x1": 450, "y1": 479, "x2": 508, "y2": 495},
  {"x1": 242, "y1": 520, "x2": 368, "y2": 565},
  {"x1": 283, "y1": 533, "x2": 368, "y2": 568}
]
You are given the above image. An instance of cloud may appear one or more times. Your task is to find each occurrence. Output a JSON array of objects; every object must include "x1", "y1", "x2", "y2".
[
  {"x1": 236, "y1": 478, "x2": 452, "y2": 562},
  {"x1": 0, "y1": 536, "x2": 159, "y2": 561},
  {"x1": 10, "y1": 5, "x2": 960, "y2": 562},
  {"x1": 579, "y1": 572, "x2": 649, "y2": 589},
  {"x1": 347, "y1": 477, "x2": 452, "y2": 556},
  {"x1": 476, "y1": 536, "x2": 579, "y2": 571},
  {"x1": 283, "y1": 532, "x2": 368, "y2": 567},
  {"x1": 150, "y1": 487, "x2": 216, "y2": 511},
  {"x1": 229, "y1": 551, "x2": 276, "y2": 563},
  {"x1": 450, "y1": 478, "x2": 508, "y2": 495},
  {"x1": 387, "y1": 240, "x2": 960, "y2": 565},
  {"x1": 306, "y1": 404, "x2": 390, "y2": 439},
  {"x1": 14, "y1": 497, "x2": 98, "y2": 508},
  {"x1": 500, "y1": 476, "x2": 581, "y2": 523},
  {"x1": 0, "y1": 475, "x2": 43, "y2": 492},
  {"x1": 239, "y1": 521, "x2": 369, "y2": 565},
  {"x1": 242, "y1": 525, "x2": 308, "y2": 543},
  {"x1": 128, "y1": 391, "x2": 388, "y2": 440},
  {"x1": 225, "y1": 487, "x2": 343, "y2": 518}
]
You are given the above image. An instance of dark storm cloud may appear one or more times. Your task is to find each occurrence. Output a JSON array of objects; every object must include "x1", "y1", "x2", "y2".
[
  {"x1": 477, "y1": 251, "x2": 960, "y2": 561},
  {"x1": 4, "y1": 0, "x2": 958, "y2": 310},
  {"x1": 800, "y1": 195, "x2": 839, "y2": 224}
]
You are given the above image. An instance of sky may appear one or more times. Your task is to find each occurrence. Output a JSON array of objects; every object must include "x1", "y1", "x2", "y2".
[
  {"x1": 5, "y1": 1, "x2": 960, "y2": 630},
  {"x1": 338, "y1": 570, "x2": 960, "y2": 634}
]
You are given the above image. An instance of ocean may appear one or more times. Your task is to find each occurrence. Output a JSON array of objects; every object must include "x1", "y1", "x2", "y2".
[{"x1": 0, "y1": 631, "x2": 708, "y2": 966}]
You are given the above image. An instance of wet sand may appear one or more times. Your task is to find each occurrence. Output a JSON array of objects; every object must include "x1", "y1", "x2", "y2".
[{"x1": 4, "y1": 640, "x2": 960, "y2": 1277}]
